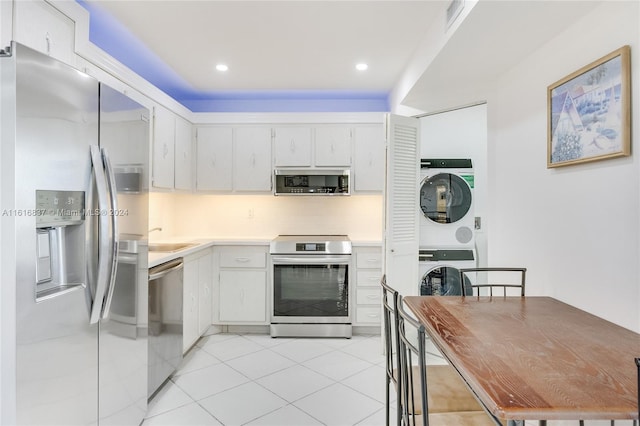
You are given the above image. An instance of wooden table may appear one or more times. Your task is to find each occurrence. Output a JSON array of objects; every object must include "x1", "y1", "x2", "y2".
[{"x1": 403, "y1": 296, "x2": 640, "y2": 425}]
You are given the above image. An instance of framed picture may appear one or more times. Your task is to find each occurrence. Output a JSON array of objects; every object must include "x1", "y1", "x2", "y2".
[{"x1": 547, "y1": 45, "x2": 630, "y2": 168}]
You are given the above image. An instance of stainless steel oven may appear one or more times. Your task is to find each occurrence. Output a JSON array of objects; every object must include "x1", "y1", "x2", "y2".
[{"x1": 270, "y1": 235, "x2": 352, "y2": 338}]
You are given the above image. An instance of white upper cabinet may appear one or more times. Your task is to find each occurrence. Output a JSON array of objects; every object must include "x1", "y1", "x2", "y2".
[
  {"x1": 1, "y1": 2, "x2": 12, "y2": 48},
  {"x1": 233, "y1": 127, "x2": 272, "y2": 191},
  {"x1": 273, "y1": 125, "x2": 356, "y2": 168},
  {"x1": 353, "y1": 124, "x2": 385, "y2": 192},
  {"x1": 195, "y1": 127, "x2": 233, "y2": 191},
  {"x1": 152, "y1": 105, "x2": 176, "y2": 189},
  {"x1": 13, "y1": 1, "x2": 75, "y2": 66},
  {"x1": 273, "y1": 127, "x2": 312, "y2": 167},
  {"x1": 174, "y1": 116, "x2": 192, "y2": 191},
  {"x1": 152, "y1": 105, "x2": 193, "y2": 190},
  {"x1": 315, "y1": 126, "x2": 352, "y2": 167}
]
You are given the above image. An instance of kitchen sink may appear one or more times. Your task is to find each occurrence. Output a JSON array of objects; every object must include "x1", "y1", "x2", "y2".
[{"x1": 148, "y1": 242, "x2": 197, "y2": 253}]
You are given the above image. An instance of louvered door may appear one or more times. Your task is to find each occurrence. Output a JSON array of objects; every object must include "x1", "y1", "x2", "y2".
[{"x1": 384, "y1": 114, "x2": 420, "y2": 297}]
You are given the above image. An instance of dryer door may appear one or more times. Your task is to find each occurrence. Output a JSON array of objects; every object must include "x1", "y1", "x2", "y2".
[
  {"x1": 419, "y1": 265, "x2": 472, "y2": 296},
  {"x1": 419, "y1": 173, "x2": 472, "y2": 224}
]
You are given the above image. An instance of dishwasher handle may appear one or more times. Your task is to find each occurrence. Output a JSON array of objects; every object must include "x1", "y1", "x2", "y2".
[{"x1": 149, "y1": 258, "x2": 184, "y2": 281}]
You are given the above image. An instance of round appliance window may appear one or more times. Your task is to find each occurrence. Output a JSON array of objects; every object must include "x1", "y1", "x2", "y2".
[
  {"x1": 420, "y1": 266, "x2": 471, "y2": 296},
  {"x1": 420, "y1": 173, "x2": 472, "y2": 224}
]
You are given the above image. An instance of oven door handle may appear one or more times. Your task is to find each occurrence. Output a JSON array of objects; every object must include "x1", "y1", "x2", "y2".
[{"x1": 272, "y1": 256, "x2": 351, "y2": 265}]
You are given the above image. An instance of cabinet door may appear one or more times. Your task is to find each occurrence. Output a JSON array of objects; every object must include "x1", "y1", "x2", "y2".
[
  {"x1": 274, "y1": 127, "x2": 312, "y2": 166},
  {"x1": 183, "y1": 257, "x2": 199, "y2": 352},
  {"x1": 233, "y1": 127, "x2": 272, "y2": 191},
  {"x1": 354, "y1": 125, "x2": 385, "y2": 192},
  {"x1": 174, "y1": 116, "x2": 192, "y2": 191},
  {"x1": 385, "y1": 114, "x2": 420, "y2": 297},
  {"x1": 197, "y1": 252, "x2": 213, "y2": 335},
  {"x1": 13, "y1": 1, "x2": 75, "y2": 65},
  {"x1": 195, "y1": 127, "x2": 233, "y2": 191},
  {"x1": 219, "y1": 271, "x2": 266, "y2": 322},
  {"x1": 315, "y1": 126, "x2": 351, "y2": 166},
  {"x1": 152, "y1": 105, "x2": 175, "y2": 189}
]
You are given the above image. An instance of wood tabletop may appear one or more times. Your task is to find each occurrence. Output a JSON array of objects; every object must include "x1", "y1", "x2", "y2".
[{"x1": 403, "y1": 296, "x2": 640, "y2": 422}]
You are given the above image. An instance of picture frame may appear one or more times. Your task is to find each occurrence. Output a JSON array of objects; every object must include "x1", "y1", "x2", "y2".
[{"x1": 547, "y1": 45, "x2": 631, "y2": 168}]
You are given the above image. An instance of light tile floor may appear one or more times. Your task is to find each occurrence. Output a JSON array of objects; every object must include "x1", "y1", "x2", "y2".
[
  {"x1": 143, "y1": 333, "x2": 448, "y2": 426},
  {"x1": 142, "y1": 334, "x2": 633, "y2": 426},
  {"x1": 142, "y1": 333, "x2": 634, "y2": 426}
]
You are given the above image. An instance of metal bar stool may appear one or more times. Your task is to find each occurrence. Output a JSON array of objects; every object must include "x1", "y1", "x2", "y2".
[
  {"x1": 396, "y1": 296, "x2": 498, "y2": 426},
  {"x1": 382, "y1": 276, "x2": 488, "y2": 425}
]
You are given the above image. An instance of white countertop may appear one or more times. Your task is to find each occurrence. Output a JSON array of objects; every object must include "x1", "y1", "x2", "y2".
[
  {"x1": 148, "y1": 238, "x2": 272, "y2": 268},
  {"x1": 147, "y1": 237, "x2": 382, "y2": 268}
]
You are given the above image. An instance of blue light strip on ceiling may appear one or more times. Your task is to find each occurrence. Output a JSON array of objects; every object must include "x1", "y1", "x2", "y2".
[
  {"x1": 76, "y1": 0, "x2": 390, "y2": 113},
  {"x1": 183, "y1": 90, "x2": 390, "y2": 112}
]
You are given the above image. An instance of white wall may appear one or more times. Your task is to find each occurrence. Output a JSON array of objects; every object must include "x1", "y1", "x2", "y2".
[
  {"x1": 419, "y1": 104, "x2": 488, "y2": 265},
  {"x1": 149, "y1": 193, "x2": 384, "y2": 242},
  {"x1": 487, "y1": 1, "x2": 639, "y2": 331}
]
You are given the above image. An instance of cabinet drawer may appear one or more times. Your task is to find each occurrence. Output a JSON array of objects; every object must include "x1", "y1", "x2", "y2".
[
  {"x1": 219, "y1": 249, "x2": 266, "y2": 268},
  {"x1": 356, "y1": 306, "x2": 381, "y2": 324},
  {"x1": 356, "y1": 270, "x2": 382, "y2": 287},
  {"x1": 356, "y1": 252, "x2": 382, "y2": 269},
  {"x1": 356, "y1": 288, "x2": 380, "y2": 305}
]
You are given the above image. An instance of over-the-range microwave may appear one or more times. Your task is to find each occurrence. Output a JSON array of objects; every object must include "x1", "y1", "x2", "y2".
[{"x1": 274, "y1": 169, "x2": 350, "y2": 195}]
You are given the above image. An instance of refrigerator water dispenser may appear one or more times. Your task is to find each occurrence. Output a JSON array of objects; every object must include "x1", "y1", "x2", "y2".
[{"x1": 35, "y1": 190, "x2": 86, "y2": 300}]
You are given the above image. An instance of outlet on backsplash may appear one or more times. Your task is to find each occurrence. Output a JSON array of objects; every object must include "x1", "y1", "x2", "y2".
[{"x1": 248, "y1": 208, "x2": 255, "y2": 219}]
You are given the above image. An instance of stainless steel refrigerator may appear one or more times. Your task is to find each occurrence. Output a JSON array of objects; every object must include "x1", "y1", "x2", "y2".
[{"x1": 1, "y1": 42, "x2": 149, "y2": 425}]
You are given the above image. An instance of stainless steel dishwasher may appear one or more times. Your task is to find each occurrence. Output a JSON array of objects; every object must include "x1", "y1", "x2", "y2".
[{"x1": 148, "y1": 258, "x2": 184, "y2": 398}]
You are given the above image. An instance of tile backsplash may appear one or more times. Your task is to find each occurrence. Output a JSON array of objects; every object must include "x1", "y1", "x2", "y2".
[{"x1": 149, "y1": 193, "x2": 383, "y2": 241}]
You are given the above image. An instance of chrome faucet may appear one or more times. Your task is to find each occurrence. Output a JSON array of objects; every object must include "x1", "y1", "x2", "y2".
[{"x1": 149, "y1": 227, "x2": 163, "y2": 233}]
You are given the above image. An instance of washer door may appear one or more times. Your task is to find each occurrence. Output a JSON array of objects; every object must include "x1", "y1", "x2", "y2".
[
  {"x1": 420, "y1": 266, "x2": 471, "y2": 296},
  {"x1": 420, "y1": 173, "x2": 472, "y2": 224}
]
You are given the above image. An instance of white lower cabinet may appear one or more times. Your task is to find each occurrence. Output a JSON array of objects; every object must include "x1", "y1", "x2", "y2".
[
  {"x1": 214, "y1": 245, "x2": 269, "y2": 325},
  {"x1": 197, "y1": 252, "x2": 213, "y2": 335},
  {"x1": 353, "y1": 245, "x2": 383, "y2": 326},
  {"x1": 219, "y1": 271, "x2": 267, "y2": 322},
  {"x1": 183, "y1": 256, "x2": 198, "y2": 352},
  {"x1": 183, "y1": 248, "x2": 213, "y2": 353}
]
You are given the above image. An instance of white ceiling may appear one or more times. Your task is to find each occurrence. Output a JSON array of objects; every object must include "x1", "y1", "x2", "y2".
[{"x1": 86, "y1": 0, "x2": 447, "y2": 93}]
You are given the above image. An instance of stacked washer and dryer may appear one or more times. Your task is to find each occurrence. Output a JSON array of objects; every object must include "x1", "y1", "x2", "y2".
[{"x1": 418, "y1": 159, "x2": 477, "y2": 296}]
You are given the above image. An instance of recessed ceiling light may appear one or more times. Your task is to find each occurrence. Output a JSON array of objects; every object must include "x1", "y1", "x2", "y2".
[
  {"x1": 356, "y1": 63, "x2": 368, "y2": 71},
  {"x1": 216, "y1": 64, "x2": 229, "y2": 72}
]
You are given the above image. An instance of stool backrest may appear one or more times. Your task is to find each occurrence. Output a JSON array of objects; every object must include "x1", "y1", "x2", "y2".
[{"x1": 459, "y1": 267, "x2": 527, "y2": 297}]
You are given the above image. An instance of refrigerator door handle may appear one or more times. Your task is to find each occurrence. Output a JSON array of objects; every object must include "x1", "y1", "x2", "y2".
[
  {"x1": 89, "y1": 145, "x2": 111, "y2": 324},
  {"x1": 100, "y1": 147, "x2": 120, "y2": 319}
]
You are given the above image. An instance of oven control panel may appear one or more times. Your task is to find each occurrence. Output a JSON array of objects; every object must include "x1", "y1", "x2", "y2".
[{"x1": 296, "y1": 243, "x2": 326, "y2": 252}]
